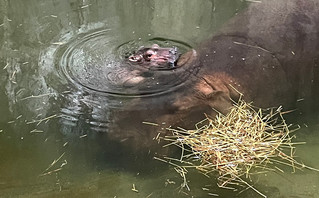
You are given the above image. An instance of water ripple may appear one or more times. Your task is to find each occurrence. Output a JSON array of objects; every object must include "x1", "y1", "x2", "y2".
[{"x1": 55, "y1": 29, "x2": 192, "y2": 97}]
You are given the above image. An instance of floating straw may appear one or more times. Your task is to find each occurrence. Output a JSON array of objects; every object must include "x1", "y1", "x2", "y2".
[{"x1": 159, "y1": 99, "x2": 319, "y2": 197}]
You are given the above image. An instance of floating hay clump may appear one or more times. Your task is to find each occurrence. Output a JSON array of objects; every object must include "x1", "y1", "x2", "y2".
[{"x1": 159, "y1": 99, "x2": 318, "y2": 196}]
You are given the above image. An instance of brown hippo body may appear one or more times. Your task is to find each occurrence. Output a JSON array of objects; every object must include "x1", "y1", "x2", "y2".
[
  {"x1": 166, "y1": 0, "x2": 319, "y2": 117},
  {"x1": 106, "y1": 0, "x2": 319, "y2": 154}
]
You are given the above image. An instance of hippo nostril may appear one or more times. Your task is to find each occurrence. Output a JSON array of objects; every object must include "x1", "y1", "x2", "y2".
[
  {"x1": 169, "y1": 47, "x2": 178, "y2": 54},
  {"x1": 129, "y1": 54, "x2": 144, "y2": 62}
]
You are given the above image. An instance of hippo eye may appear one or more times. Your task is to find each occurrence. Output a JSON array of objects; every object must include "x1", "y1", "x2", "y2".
[{"x1": 144, "y1": 50, "x2": 156, "y2": 60}]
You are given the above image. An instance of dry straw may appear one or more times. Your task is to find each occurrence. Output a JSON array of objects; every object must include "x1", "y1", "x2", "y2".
[{"x1": 158, "y1": 99, "x2": 318, "y2": 197}]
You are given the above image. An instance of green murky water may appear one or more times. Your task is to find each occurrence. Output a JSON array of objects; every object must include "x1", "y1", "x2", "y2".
[{"x1": 0, "y1": 0, "x2": 319, "y2": 197}]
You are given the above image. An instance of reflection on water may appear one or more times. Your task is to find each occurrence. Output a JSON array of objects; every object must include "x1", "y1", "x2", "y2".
[{"x1": 1, "y1": 0, "x2": 319, "y2": 197}]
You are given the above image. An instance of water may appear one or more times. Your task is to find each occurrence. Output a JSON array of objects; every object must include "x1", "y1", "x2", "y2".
[{"x1": 1, "y1": 0, "x2": 319, "y2": 197}]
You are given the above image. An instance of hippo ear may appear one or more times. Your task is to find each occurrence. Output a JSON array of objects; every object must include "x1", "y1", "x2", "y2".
[
  {"x1": 194, "y1": 76, "x2": 235, "y2": 115},
  {"x1": 151, "y1": 44, "x2": 159, "y2": 49},
  {"x1": 196, "y1": 90, "x2": 233, "y2": 115},
  {"x1": 176, "y1": 50, "x2": 197, "y2": 67}
]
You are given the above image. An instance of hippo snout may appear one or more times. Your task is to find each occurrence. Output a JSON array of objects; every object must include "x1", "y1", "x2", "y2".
[{"x1": 128, "y1": 44, "x2": 180, "y2": 68}]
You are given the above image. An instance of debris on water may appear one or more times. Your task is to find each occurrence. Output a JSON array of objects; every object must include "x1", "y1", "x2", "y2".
[
  {"x1": 20, "y1": 93, "x2": 55, "y2": 101},
  {"x1": 146, "y1": 192, "x2": 153, "y2": 198},
  {"x1": 120, "y1": 138, "x2": 128, "y2": 142},
  {"x1": 3, "y1": 63, "x2": 9, "y2": 70},
  {"x1": 30, "y1": 129, "x2": 44, "y2": 133},
  {"x1": 10, "y1": 70, "x2": 16, "y2": 81},
  {"x1": 40, "y1": 152, "x2": 65, "y2": 176},
  {"x1": 233, "y1": 41, "x2": 270, "y2": 53},
  {"x1": 61, "y1": 160, "x2": 68, "y2": 168},
  {"x1": 52, "y1": 41, "x2": 66, "y2": 45},
  {"x1": 159, "y1": 98, "x2": 319, "y2": 197},
  {"x1": 165, "y1": 179, "x2": 176, "y2": 186},
  {"x1": 40, "y1": 168, "x2": 62, "y2": 176},
  {"x1": 131, "y1": 184, "x2": 139, "y2": 193},
  {"x1": 245, "y1": 0, "x2": 262, "y2": 3},
  {"x1": 155, "y1": 132, "x2": 161, "y2": 140},
  {"x1": 142, "y1": 121, "x2": 159, "y2": 126},
  {"x1": 26, "y1": 114, "x2": 58, "y2": 126},
  {"x1": 81, "y1": 4, "x2": 91, "y2": 9},
  {"x1": 79, "y1": 134, "x2": 87, "y2": 138}
]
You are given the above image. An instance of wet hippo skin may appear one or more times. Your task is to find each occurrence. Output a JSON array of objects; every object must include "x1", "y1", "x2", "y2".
[
  {"x1": 110, "y1": 0, "x2": 319, "y2": 154},
  {"x1": 167, "y1": 0, "x2": 319, "y2": 116}
]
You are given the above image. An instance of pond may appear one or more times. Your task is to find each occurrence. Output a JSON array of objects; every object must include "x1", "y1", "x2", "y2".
[{"x1": 0, "y1": 0, "x2": 319, "y2": 197}]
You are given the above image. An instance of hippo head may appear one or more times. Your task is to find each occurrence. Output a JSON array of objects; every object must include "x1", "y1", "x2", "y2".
[
  {"x1": 123, "y1": 44, "x2": 197, "y2": 86},
  {"x1": 128, "y1": 44, "x2": 180, "y2": 69}
]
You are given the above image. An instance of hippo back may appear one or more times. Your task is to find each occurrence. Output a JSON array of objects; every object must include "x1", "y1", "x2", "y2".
[{"x1": 193, "y1": 0, "x2": 319, "y2": 112}]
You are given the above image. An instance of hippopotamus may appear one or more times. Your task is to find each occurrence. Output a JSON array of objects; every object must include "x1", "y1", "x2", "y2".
[
  {"x1": 127, "y1": 0, "x2": 319, "y2": 120},
  {"x1": 77, "y1": 0, "x2": 319, "y2": 160}
]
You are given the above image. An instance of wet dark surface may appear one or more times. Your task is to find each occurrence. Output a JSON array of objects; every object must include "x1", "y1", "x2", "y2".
[{"x1": 0, "y1": 0, "x2": 319, "y2": 197}]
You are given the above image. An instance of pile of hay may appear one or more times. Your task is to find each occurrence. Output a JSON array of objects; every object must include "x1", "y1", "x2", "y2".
[{"x1": 159, "y1": 100, "x2": 317, "y2": 196}]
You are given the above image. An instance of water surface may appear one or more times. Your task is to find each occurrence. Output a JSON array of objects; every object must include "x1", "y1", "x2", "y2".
[{"x1": 1, "y1": 0, "x2": 319, "y2": 197}]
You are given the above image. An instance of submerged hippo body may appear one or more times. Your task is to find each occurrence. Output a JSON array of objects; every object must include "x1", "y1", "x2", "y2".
[
  {"x1": 191, "y1": 0, "x2": 319, "y2": 113},
  {"x1": 128, "y1": 0, "x2": 319, "y2": 120},
  {"x1": 99, "y1": 0, "x2": 319, "y2": 157}
]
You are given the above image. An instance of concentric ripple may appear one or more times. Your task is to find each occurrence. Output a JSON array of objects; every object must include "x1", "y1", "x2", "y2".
[{"x1": 55, "y1": 29, "x2": 193, "y2": 97}]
